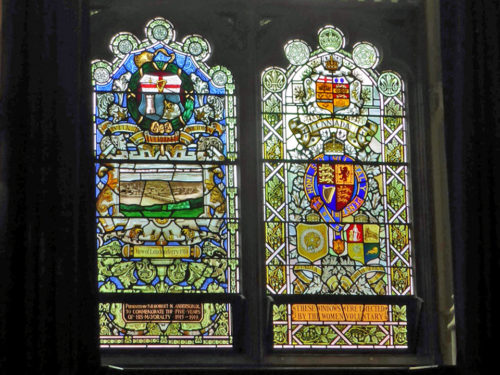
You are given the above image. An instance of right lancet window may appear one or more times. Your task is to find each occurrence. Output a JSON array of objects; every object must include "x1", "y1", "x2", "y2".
[{"x1": 262, "y1": 26, "x2": 412, "y2": 349}]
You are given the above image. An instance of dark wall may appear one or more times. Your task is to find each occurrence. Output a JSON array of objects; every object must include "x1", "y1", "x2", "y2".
[
  {"x1": 0, "y1": 0, "x2": 98, "y2": 374},
  {"x1": 440, "y1": 0, "x2": 499, "y2": 373}
]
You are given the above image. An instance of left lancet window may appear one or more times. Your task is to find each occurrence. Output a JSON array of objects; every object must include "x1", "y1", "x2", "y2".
[{"x1": 93, "y1": 18, "x2": 240, "y2": 348}]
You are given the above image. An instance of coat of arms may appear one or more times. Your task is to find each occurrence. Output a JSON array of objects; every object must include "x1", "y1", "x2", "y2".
[
  {"x1": 127, "y1": 49, "x2": 194, "y2": 135},
  {"x1": 344, "y1": 224, "x2": 381, "y2": 264},
  {"x1": 304, "y1": 154, "x2": 367, "y2": 224},
  {"x1": 315, "y1": 76, "x2": 350, "y2": 113}
]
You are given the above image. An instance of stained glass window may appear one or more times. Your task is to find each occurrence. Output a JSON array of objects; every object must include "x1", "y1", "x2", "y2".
[
  {"x1": 93, "y1": 18, "x2": 239, "y2": 348},
  {"x1": 262, "y1": 26, "x2": 412, "y2": 349}
]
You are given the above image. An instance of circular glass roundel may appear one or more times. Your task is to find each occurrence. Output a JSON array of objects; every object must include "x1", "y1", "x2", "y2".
[
  {"x1": 318, "y1": 26, "x2": 345, "y2": 53},
  {"x1": 284, "y1": 40, "x2": 310, "y2": 66},
  {"x1": 93, "y1": 67, "x2": 110, "y2": 84},
  {"x1": 352, "y1": 42, "x2": 379, "y2": 69},
  {"x1": 146, "y1": 18, "x2": 175, "y2": 44},
  {"x1": 377, "y1": 71, "x2": 402, "y2": 97},
  {"x1": 262, "y1": 68, "x2": 287, "y2": 93},
  {"x1": 189, "y1": 42, "x2": 203, "y2": 55},
  {"x1": 118, "y1": 39, "x2": 133, "y2": 54},
  {"x1": 212, "y1": 70, "x2": 228, "y2": 86},
  {"x1": 110, "y1": 33, "x2": 139, "y2": 58},
  {"x1": 182, "y1": 35, "x2": 211, "y2": 62},
  {"x1": 152, "y1": 25, "x2": 169, "y2": 40}
]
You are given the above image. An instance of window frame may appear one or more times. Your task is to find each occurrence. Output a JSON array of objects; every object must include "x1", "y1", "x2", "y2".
[{"x1": 89, "y1": 0, "x2": 455, "y2": 370}]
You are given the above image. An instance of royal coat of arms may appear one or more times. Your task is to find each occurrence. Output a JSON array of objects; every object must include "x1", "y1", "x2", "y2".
[{"x1": 304, "y1": 154, "x2": 367, "y2": 224}]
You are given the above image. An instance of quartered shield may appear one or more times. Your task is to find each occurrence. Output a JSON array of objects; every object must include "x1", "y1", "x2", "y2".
[
  {"x1": 304, "y1": 154, "x2": 367, "y2": 224},
  {"x1": 315, "y1": 75, "x2": 350, "y2": 113},
  {"x1": 316, "y1": 163, "x2": 355, "y2": 212},
  {"x1": 345, "y1": 224, "x2": 381, "y2": 264}
]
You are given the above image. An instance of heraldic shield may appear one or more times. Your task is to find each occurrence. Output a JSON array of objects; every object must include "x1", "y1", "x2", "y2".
[
  {"x1": 315, "y1": 75, "x2": 350, "y2": 113},
  {"x1": 304, "y1": 154, "x2": 367, "y2": 223},
  {"x1": 138, "y1": 71, "x2": 184, "y2": 120},
  {"x1": 343, "y1": 223, "x2": 381, "y2": 265},
  {"x1": 127, "y1": 49, "x2": 194, "y2": 134}
]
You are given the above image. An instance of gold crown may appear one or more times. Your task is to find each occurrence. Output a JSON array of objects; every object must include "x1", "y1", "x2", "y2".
[
  {"x1": 324, "y1": 55, "x2": 339, "y2": 71},
  {"x1": 306, "y1": 212, "x2": 321, "y2": 223},
  {"x1": 324, "y1": 139, "x2": 344, "y2": 154}
]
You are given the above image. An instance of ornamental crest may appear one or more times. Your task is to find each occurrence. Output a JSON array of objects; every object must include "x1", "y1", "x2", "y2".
[
  {"x1": 315, "y1": 75, "x2": 350, "y2": 113},
  {"x1": 304, "y1": 154, "x2": 367, "y2": 226},
  {"x1": 128, "y1": 49, "x2": 194, "y2": 134}
]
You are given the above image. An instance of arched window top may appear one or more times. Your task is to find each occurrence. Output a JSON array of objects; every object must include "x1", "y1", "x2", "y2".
[
  {"x1": 92, "y1": 17, "x2": 237, "y2": 162},
  {"x1": 262, "y1": 24, "x2": 406, "y2": 164}
]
